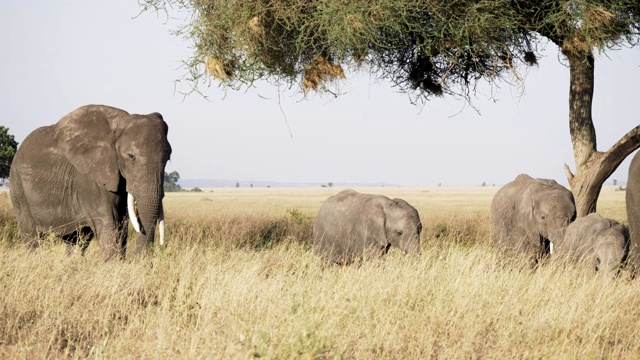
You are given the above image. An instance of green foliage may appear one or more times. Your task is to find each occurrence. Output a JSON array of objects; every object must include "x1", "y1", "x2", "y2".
[
  {"x1": 286, "y1": 208, "x2": 313, "y2": 226},
  {"x1": 141, "y1": 0, "x2": 640, "y2": 100},
  {"x1": 190, "y1": 187, "x2": 202, "y2": 192},
  {"x1": 0, "y1": 126, "x2": 18, "y2": 181},
  {"x1": 164, "y1": 171, "x2": 182, "y2": 192}
]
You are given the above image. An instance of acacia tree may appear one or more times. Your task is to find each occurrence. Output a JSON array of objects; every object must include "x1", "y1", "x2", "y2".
[
  {"x1": 164, "y1": 171, "x2": 182, "y2": 192},
  {"x1": 141, "y1": 0, "x2": 640, "y2": 216}
]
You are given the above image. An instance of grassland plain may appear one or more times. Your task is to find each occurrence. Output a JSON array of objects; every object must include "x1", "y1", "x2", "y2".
[{"x1": 1, "y1": 186, "x2": 638, "y2": 359}]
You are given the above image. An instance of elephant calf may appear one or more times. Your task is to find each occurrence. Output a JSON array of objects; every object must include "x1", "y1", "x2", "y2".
[
  {"x1": 313, "y1": 189, "x2": 422, "y2": 265},
  {"x1": 554, "y1": 213, "x2": 628, "y2": 274},
  {"x1": 491, "y1": 174, "x2": 576, "y2": 263}
]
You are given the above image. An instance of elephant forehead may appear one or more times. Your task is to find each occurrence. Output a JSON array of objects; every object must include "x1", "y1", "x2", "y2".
[
  {"x1": 123, "y1": 117, "x2": 167, "y2": 135},
  {"x1": 118, "y1": 121, "x2": 170, "y2": 148},
  {"x1": 538, "y1": 194, "x2": 575, "y2": 214}
]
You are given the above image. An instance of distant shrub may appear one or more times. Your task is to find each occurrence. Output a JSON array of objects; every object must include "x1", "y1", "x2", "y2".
[
  {"x1": 164, "y1": 171, "x2": 182, "y2": 192},
  {"x1": 286, "y1": 208, "x2": 313, "y2": 226}
]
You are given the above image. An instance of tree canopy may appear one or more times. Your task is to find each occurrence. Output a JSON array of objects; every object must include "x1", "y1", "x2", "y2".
[
  {"x1": 0, "y1": 126, "x2": 18, "y2": 182},
  {"x1": 141, "y1": 0, "x2": 639, "y2": 97},
  {"x1": 141, "y1": 0, "x2": 640, "y2": 217}
]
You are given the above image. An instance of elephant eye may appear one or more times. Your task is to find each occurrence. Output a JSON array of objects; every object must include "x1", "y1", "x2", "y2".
[
  {"x1": 396, "y1": 230, "x2": 403, "y2": 235},
  {"x1": 128, "y1": 153, "x2": 136, "y2": 161}
]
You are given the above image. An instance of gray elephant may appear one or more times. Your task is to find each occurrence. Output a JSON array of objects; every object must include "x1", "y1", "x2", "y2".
[
  {"x1": 9, "y1": 104, "x2": 172, "y2": 258},
  {"x1": 626, "y1": 150, "x2": 640, "y2": 273},
  {"x1": 491, "y1": 174, "x2": 576, "y2": 262},
  {"x1": 553, "y1": 213, "x2": 628, "y2": 273},
  {"x1": 313, "y1": 189, "x2": 422, "y2": 265}
]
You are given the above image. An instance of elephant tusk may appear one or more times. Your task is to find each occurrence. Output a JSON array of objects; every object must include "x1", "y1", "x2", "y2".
[
  {"x1": 549, "y1": 241, "x2": 554, "y2": 255},
  {"x1": 127, "y1": 193, "x2": 141, "y2": 233},
  {"x1": 158, "y1": 205, "x2": 165, "y2": 246}
]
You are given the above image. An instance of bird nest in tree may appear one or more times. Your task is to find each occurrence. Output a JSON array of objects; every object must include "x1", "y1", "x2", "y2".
[
  {"x1": 302, "y1": 57, "x2": 345, "y2": 92},
  {"x1": 563, "y1": 7, "x2": 620, "y2": 54},
  {"x1": 206, "y1": 57, "x2": 234, "y2": 81},
  {"x1": 249, "y1": 16, "x2": 263, "y2": 36},
  {"x1": 588, "y1": 7, "x2": 615, "y2": 24}
]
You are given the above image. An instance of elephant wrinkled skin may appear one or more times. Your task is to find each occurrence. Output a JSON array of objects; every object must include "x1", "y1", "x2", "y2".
[
  {"x1": 491, "y1": 174, "x2": 576, "y2": 262},
  {"x1": 554, "y1": 213, "x2": 628, "y2": 274},
  {"x1": 9, "y1": 104, "x2": 172, "y2": 259},
  {"x1": 313, "y1": 189, "x2": 422, "y2": 265},
  {"x1": 626, "y1": 151, "x2": 640, "y2": 273}
]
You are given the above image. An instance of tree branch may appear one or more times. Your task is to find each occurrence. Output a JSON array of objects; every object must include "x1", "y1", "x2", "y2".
[
  {"x1": 564, "y1": 163, "x2": 575, "y2": 183},
  {"x1": 602, "y1": 124, "x2": 640, "y2": 168}
]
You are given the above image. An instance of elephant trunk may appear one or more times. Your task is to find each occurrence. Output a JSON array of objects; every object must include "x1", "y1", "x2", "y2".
[
  {"x1": 548, "y1": 227, "x2": 568, "y2": 254},
  {"x1": 136, "y1": 196, "x2": 161, "y2": 250},
  {"x1": 128, "y1": 180, "x2": 165, "y2": 252},
  {"x1": 398, "y1": 233, "x2": 421, "y2": 256},
  {"x1": 403, "y1": 237, "x2": 421, "y2": 256}
]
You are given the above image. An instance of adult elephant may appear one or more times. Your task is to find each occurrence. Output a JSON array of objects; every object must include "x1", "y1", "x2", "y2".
[
  {"x1": 9, "y1": 104, "x2": 172, "y2": 259},
  {"x1": 491, "y1": 174, "x2": 576, "y2": 263},
  {"x1": 554, "y1": 213, "x2": 628, "y2": 274},
  {"x1": 626, "y1": 151, "x2": 640, "y2": 272},
  {"x1": 313, "y1": 189, "x2": 422, "y2": 265}
]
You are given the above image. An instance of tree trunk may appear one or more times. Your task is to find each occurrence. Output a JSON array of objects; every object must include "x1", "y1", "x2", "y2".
[{"x1": 564, "y1": 50, "x2": 640, "y2": 217}]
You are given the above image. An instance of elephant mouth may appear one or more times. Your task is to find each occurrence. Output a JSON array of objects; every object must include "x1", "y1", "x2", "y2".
[{"x1": 127, "y1": 193, "x2": 165, "y2": 246}]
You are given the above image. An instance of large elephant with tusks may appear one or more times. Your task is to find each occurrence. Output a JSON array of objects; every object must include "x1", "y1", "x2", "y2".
[
  {"x1": 491, "y1": 174, "x2": 576, "y2": 263},
  {"x1": 313, "y1": 189, "x2": 422, "y2": 265},
  {"x1": 9, "y1": 105, "x2": 172, "y2": 259}
]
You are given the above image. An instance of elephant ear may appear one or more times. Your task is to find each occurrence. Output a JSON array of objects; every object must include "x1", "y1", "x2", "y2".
[
  {"x1": 54, "y1": 107, "x2": 120, "y2": 192},
  {"x1": 591, "y1": 216, "x2": 615, "y2": 237},
  {"x1": 365, "y1": 201, "x2": 389, "y2": 248}
]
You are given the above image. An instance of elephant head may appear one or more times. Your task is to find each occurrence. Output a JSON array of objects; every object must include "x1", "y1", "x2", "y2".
[
  {"x1": 527, "y1": 178, "x2": 576, "y2": 253},
  {"x1": 594, "y1": 226, "x2": 628, "y2": 273},
  {"x1": 556, "y1": 213, "x2": 628, "y2": 274},
  {"x1": 383, "y1": 198, "x2": 422, "y2": 255},
  {"x1": 54, "y1": 105, "x2": 171, "y2": 251}
]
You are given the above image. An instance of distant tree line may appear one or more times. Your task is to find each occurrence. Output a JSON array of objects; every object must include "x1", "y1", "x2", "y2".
[{"x1": 0, "y1": 126, "x2": 18, "y2": 184}]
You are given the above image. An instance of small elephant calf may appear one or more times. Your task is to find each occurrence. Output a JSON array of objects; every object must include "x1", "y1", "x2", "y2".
[
  {"x1": 554, "y1": 213, "x2": 628, "y2": 273},
  {"x1": 313, "y1": 189, "x2": 422, "y2": 265}
]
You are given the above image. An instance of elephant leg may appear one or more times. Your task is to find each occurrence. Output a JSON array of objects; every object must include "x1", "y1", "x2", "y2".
[
  {"x1": 13, "y1": 208, "x2": 39, "y2": 248},
  {"x1": 94, "y1": 221, "x2": 121, "y2": 260}
]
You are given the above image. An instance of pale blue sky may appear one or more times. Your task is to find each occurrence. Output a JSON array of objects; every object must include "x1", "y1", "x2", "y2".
[{"x1": 1, "y1": 1, "x2": 639, "y2": 186}]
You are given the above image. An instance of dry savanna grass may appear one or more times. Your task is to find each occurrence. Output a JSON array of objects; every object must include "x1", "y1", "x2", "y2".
[{"x1": 1, "y1": 186, "x2": 638, "y2": 359}]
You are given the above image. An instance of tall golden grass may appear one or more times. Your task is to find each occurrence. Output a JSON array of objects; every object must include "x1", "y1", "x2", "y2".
[{"x1": 1, "y1": 186, "x2": 638, "y2": 359}]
